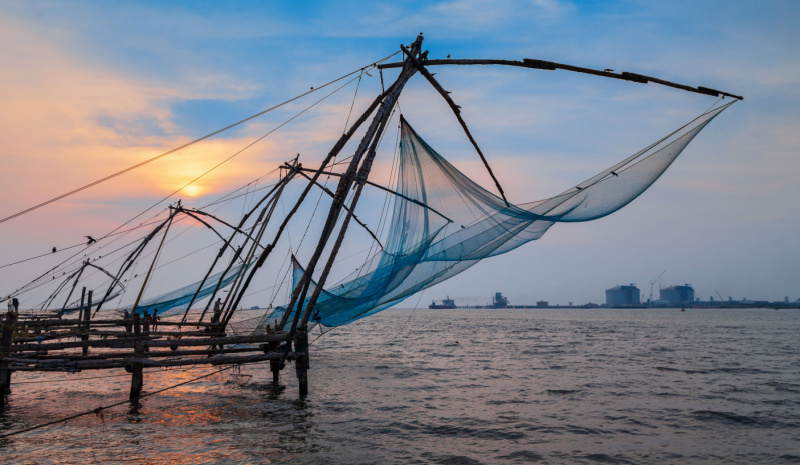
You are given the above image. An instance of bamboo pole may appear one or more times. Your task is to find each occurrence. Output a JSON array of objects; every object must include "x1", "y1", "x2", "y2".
[
  {"x1": 400, "y1": 45, "x2": 508, "y2": 205},
  {"x1": 129, "y1": 313, "x2": 143, "y2": 400},
  {"x1": 378, "y1": 58, "x2": 744, "y2": 100},
  {"x1": 81, "y1": 290, "x2": 91, "y2": 355},
  {"x1": 293, "y1": 37, "x2": 424, "y2": 335},
  {"x1": 131, "y1": 211, "x2": 174, "y2": 315},
  {"x1": 278, "y1": 37, "x2": 424, "y2": 339},
  {"x1": 220, "y1": 79, "x2": 398, "y2": 334}
]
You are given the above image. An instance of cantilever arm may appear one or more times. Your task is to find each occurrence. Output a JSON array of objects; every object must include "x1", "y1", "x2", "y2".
[
  {"x1": 400, "y1": 45, "x2": 510, "y2": 206},
  {"x1": 379, "y1": 58, "x2": 743, "y2": 100}
]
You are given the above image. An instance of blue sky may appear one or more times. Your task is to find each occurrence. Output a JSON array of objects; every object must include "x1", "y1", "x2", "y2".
[{"x1": 0, "y1": 0, "x2": 798, "y2": 307}]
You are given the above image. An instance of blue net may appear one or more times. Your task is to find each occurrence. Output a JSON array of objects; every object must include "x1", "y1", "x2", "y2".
[
  {"x1": 267, "y1": 101, "x2": 733, "y2": 329},
  {"x1": 134, "y1": 263, "x2": 248, "y2": 316}
]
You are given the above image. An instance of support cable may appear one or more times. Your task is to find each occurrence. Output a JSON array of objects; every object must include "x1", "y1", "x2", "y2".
[
  {"x1": 0, "y1": 51, "x2": 401, "y2": 226},
  {"x1": 0, "y1": 355, "x2": 271, "y2": 439}
]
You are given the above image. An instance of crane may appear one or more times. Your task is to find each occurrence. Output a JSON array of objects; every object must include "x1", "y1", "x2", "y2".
[
  {"x1": 715, "y1": 289, "x2": 724, "y2": 302},
  {"x1": 649, "y1": 270, "x2": 666, "y2": 303}
]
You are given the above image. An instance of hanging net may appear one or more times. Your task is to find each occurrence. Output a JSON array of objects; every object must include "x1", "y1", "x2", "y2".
[
  {"x1": 266, "y1": 101, "x2": 734, "y2": 329},
  {"x1": 134, "y1": 263, "x2": 248, "y2": 316}
]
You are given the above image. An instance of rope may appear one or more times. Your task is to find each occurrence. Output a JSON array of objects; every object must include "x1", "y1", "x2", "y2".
[
  {"x1": 0, "y1": 51, "x2": 401, "y2": 226},
  {"x1": 343, "y1": 72, "x2": 363, "y2": 134},
  {"x1": 6, "y1": 74, "x2": 361, "y2": 301},
  {"x1": 0, "y1": 355, "x2": 270, "y2": 439},
  {"x1": 10, "y1": 364, "x2": 204, "y2": 384}
]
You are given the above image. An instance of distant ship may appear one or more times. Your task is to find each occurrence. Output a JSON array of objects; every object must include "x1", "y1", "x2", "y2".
[{"x1": 429, "y1": 296, "x2": 456, "y2": 309}]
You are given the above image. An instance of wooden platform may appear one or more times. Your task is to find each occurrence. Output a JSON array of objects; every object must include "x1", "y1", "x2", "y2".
[{"x1": 0, "y1": 309, "x2": 309, "y2": 405}]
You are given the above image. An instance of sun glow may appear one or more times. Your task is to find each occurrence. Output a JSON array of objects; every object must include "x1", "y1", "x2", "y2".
[{"x1": 181, "y1": 184, "x2": 204, "y2": 197}]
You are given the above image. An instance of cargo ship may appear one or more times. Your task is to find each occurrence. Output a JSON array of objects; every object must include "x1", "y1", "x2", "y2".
[{"x1": 429, "y1": 296, "x2": 456, "y2": 309}]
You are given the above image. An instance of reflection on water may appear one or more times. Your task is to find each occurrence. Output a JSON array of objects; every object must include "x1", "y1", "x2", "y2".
[{"x1": 1, "y1": 308, "x2": 800, "y2": 464}]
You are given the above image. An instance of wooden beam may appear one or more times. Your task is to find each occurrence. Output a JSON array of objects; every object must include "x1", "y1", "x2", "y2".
[
  {"x1": 378, "y1": 58, "x2": 743, "y2": 100},
  {"x1": 400, "y1": 45, "x2": 509, "y2": 205},
  {"x1": 11, "y1": 331, "x2": 290, "y2": 352}
]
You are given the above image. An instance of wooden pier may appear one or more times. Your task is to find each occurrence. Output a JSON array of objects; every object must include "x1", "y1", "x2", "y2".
[{"x1": 0, "y1": 304, "x2": 307, "y2": 407}]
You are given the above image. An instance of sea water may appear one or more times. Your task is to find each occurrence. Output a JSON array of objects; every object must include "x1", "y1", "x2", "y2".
[{"x1": 1, "y1": 307, "x2": 798, "y2": 464}]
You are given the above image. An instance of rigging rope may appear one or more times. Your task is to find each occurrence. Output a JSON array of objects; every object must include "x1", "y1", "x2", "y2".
[
  {"x1": 5, "y1": 72, "x2": 362, "y2": 303},
  {"x1": 0, "y1": 356, "x2": 271, "y2": 439},
  {"x1": 0, "y1": 51, "x2": 401, "y2": 226}
]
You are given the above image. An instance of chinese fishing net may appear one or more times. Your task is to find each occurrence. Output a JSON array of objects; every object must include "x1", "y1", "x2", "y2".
[{"x1": 263, "y1": 100, "x2": 734, "y2": 330}]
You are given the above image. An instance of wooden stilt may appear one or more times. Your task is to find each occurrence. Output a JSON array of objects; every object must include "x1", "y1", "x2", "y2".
[
  {"x1": 0, "y1": 311, "x2": 18, "y2": 405},
  {"x1": 78, "y1": 287, "x2": 86, "y2": 322},
  {"x1": 129, "y1": 313, "x2": 143, "y2": 400},
  {"x1": 271, "y1": 358, "x2": 281, "y2": 384},
  {"x1": 262, "y1": 339, "x2": 282, "y2": 385},
  {"x1": 81, "y1": 290, "x2": 91, "y2": 355},
  {"x1": 294, "y1": 329, "x2": 309, "y2": 396},
  {"x1": 142, "y1": 311, "x2": 150, "y2": 352}
]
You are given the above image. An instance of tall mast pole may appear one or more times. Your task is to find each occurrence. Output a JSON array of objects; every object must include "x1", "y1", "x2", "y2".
[
  {"x1": 131, "y1": 207, "x2": 175, "y2": 314},
  {"x1": 280, "y1": 35, "x2": 425, "y2": 339}
]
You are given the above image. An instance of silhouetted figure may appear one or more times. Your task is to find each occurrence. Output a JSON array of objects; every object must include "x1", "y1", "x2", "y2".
[
  {"x1": 211, "y1": 298, "x2": 223, "y2": 324},
  {"x1": 151, "y1": 309, "x2": 158, "y2": 330},
  {"x1": 11, "y1": 297, "x2": 19, "y2": 314},
  {"x1": 84, "y1": 236, "x2": 96, "y2": 246}
]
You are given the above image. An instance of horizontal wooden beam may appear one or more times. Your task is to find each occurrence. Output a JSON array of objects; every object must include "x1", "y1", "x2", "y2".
[
  {"x1": 16, "y1": 318, "x2": 217, "y2": 328},
  {"x1": 9, "y1": 352, "x2": 297, "y2": 371},
  {"x1": 378, "y1": 58, "x2": 743, "y2": 100},
  {"x1": 11, "y1": 331, "x2": 289, "y2": 352}
]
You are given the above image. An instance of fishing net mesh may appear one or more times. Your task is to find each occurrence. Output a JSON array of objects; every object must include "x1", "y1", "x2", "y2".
[{"x1": 263, "y1": 101, "x2": 733, "y2": 330}]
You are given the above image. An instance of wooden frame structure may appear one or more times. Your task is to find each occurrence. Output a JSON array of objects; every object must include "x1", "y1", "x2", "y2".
[{"x1": 0, "y1": 34, "x2": 742, "y2": 408}]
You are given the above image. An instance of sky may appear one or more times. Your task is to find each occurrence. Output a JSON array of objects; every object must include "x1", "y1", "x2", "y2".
[{"x1": 0, "y1": 0, "x2": 798, "y2": 309}]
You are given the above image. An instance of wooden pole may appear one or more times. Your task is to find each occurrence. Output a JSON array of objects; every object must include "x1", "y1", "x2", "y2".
[
  {"x1": 221, "y1": 81, "x2": 398, "y2": 333},
  {"x1": 280, "y1": 36, "x2": 424, "y2": 337},
  {"x1": 400, "y1": 45, "x2": 508, "y2": 205},
  {"x1": 82, "y1": 290, "x2": 91, "y2": 355},
  {"x1": 0, "y1": 310, "x2": 17, "y2": 405},
  {"x1": 129, "y1": 313, "x2": 143, "y2": 400},
  {"x1": 78, "y1": 287, "x2": 86, "y2": 322},
  {"x1": 294, "y1": 328, "x2": 309, "y2": 396},
  {"x1": 131, "y1": 210, "x2": 174, "y2": 314},
  {"x1": 142, "y1": 310, "x2": 150, "y2": 352},
  {"x1": 293, "y1": 37, "x2": 426, "y2": 333},
  {"x1": 377, "y1": 58, "x2": 743, "y2": 100}
]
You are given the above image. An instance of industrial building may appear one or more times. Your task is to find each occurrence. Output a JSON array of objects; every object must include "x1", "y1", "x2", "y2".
[
  {"x1": 660, "y1": 285, "x2": 695, "y2": 305},
  {"x1": 492, "y1": 292, "x2": 509, "y2": 308},
  {"x1": 605, "y1": 284, "x2": 641, "y2": 307}
]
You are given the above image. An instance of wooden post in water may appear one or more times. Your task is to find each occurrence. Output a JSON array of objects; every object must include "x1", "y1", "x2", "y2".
[
  {"x1": 129, "y1": 313, "x2": 144, "y2": 400},
  {"x1": 294, "y1": 328, "x2": 309, "y2": 396},
  {"x1": 0, "y1": 310, "x2": 17, "y2": 406},
  {"x1": 82, "y1": 290, "x2": 91, "y2": 355},
  {"x1": 78, "y1": 287, "x2": 86, "y2": 322},
  {"x1": 142, "y1": 311, "x2": 150, "y2": 352},
  {"x1": 262, "y1": 330, "x2": 281, "y2": 385}
]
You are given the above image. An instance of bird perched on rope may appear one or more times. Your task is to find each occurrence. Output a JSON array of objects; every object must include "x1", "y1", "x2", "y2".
[
  {"x1": 52, "y1": 247, "x2": 57, "y2": 253},
  {"x1": 84, "y1": 236, "x2": 96, "y2": 246}
]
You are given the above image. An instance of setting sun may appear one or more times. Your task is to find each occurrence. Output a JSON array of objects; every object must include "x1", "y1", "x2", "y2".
[{"x1": 180, "y1": 184, "x2": 203, "y2": 197}]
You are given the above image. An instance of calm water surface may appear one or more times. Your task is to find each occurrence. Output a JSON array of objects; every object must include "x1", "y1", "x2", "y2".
[{"x1": 1, "y1": 307, "x2": 799, "y2": 464}]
